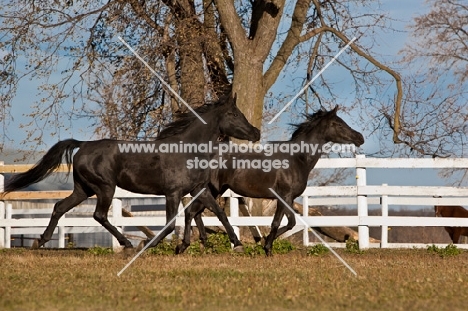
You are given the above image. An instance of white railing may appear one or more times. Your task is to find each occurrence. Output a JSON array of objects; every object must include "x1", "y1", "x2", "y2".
[{"x1": 2, "y1": 155, "x2": 468, "y2": 250}]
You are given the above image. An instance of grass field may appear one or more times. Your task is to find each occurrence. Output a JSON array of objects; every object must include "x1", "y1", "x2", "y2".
[{"x1": 1, "y1": 246, "x2": 467, "y2": 311}]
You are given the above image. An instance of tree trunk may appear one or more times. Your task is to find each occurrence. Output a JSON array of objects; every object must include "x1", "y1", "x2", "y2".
[
  {"x1": 232, "y1": 59, "x2": 265, "y2": 130},
  {"x1": 176, "y1": 17, "x2": 206, "y2": 109}
]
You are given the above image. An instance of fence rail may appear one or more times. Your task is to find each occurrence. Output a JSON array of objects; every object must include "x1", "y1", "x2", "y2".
[{"x1": 2, "y1": 155, "x2": 468, "y2": 250}]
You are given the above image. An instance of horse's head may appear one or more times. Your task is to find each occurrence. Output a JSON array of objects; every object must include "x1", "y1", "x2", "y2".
[
  {"x1": 159, "y1": 94, "x2": 260, "y2": 143},
  {"x1": 218, "y1": 94, "x2": 260, "y2": 142},
  {"x1": 317, "y1": 106, "x2": 365, "y2": 146}
]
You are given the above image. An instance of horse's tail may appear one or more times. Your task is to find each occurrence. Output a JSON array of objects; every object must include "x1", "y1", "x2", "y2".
[{"x1": 3, "y1": 139, "x2": 84, "y2": 194}]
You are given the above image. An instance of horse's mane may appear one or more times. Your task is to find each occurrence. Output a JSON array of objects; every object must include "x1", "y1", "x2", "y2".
[
  {"x1": 157, "y1": 99, "x2": 227, "y2": 140},
  {"x1": 289, "y1": 110, "x2": 329, "y2": 141}
]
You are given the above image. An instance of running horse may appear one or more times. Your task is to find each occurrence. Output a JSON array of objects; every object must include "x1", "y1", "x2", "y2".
[
  {"x1": 435, "y1": 205, "x2": 468, "y2": 243},
  {"x1": 2, "y1": 94, "x2": 260, "y2": 251},
  {"x1": 177, "y1": 106, "x2": 365, "y2": 256}
]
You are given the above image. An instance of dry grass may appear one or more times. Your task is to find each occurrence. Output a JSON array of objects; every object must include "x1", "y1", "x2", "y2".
[{"x1": 0, "y1": 247, "x2": 467, "y2": 310}]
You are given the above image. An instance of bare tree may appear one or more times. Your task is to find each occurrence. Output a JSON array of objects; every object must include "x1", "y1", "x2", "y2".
[
  {"x1": 394, "y1": 0, "x2": 468, "y2": 158},
  {"x1": 0, "y1": 1, "x2": 415, "y2": 241},
  {"x1": 0, "y1": 0, "x2": 403, "y2": 146}
]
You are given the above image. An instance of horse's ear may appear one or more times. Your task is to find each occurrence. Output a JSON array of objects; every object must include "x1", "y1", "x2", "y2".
[{"x1": 332, "y1": 105, "x2": 339, "y2": 114}]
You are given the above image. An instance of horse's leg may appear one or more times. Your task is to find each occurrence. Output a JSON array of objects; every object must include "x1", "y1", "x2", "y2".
[
  {"x1": 445, "y1": 227, "x2": 452, "y2": 242},
  {"x1": 264, "y1": 197, "x2": 296, "y2": 256},
  {"x1": 273, "y1": 206, "x2": 296, "y2": 239},
  {"x1": 462, "y1": 228, "x2": 468, "y2": 242},
  {"x1": 452, "y1": 229, "x2": 461, "y2": 244},
  {"x1": 263, "y1": 205, "x2": 285, "y2": 256},
  {"x1": 195, "y1": 192, "x2": 221, "y2": 246},
  {"x1": 194, "y1": 211, "x2": 208, "y2": 245},
  {"x1": 175, "y1": 199, "x2": 205, "y2": 254},
  {"x1": 197, "y1": 192, "x2": 243, "y2": 252},
  {"x1": 33, "y1": 186, "x2": 89, "y2": 249},
  {"x1": 193, "y1": 212, "x2": 207, "y2": 254},
  {"x1": 138, "y1": 195, "x2": 181, "y2": 250},
  {"x1": 447, "y1": 228, "x2": 456, "y2": 243},
  {"x1": 93, "y1": 188, "x2": 133, "y2": 249}
]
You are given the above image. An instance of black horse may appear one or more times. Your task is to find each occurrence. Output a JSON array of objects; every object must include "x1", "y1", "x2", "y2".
[
  {"x1": 177, "y1": 106, "x2": 364, "y2": 255},
  {"x1": 3, "y1": 94, "x2": 260, "y2": 251}
]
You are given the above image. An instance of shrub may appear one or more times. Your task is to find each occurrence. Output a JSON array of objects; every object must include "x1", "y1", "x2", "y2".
[
  {"x1": 87, "y1": 246, "x2": 113, "y2": 255},
  {"x1": 147, "y1": 237, "x2": 178, "y2": 255},
  {"x1": 307, "y1": 244, "x2": 330, "y2": 256},
  {"x1": 205, "y1": 232, "x2": 232, "y2": 254},
  {"x1": 427, "y1": 244, "x2": 462, "y2": 257},
  {"x1": 243, "y1": 243, "x2": 266, "y2": 257},
  {"x1": 272, "y1": 238, "x2": 295, "y2": 254},
  {"x1": 345, "y1": 238, "x2": 364, "y2": 254},
  {"x1": 186, "y1": 240, "x2": 203, "y2": 256}
]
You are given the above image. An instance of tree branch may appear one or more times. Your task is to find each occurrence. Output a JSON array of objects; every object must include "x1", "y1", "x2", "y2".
[
  {"x1": 213, "y1": 0, "x2": 249, "y2": 52},
  {"x1": 263, "y1": 0, "x2": 316, "y2": 92},
  {"x1": 248, "y1": 0, "x2": 284, "y2": 61},
  {"x1": 126, "y1": 0, "x2": 162, "y2": 32},
  {"x1": 324, "y1": 26, "x2": 403, "y2": 143}
]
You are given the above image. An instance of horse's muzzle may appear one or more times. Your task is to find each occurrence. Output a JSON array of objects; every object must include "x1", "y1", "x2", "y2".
[{"x1": 252, "y1": 128, "x2": 261, "y2": 142}]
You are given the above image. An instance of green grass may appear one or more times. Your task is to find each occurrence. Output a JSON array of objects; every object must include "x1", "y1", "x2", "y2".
[{"x1": 0, "y1": 247, "x2": 467, "y2": 310}]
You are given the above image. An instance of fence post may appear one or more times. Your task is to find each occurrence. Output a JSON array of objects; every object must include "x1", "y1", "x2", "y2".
[
  {"x1": 58, "y1": 214, "x2": 65, "y2": 248},
  {"x1": 380, "y1": 183, "x2": 388, "y2": 248},
  {"x1": 5, "y1": 203, "x2": 12, "y2": 248},
  {"x1": 177, "y1": 201, "x2": 184, "y2": 240},
  {"x1": 0, "y1": 201, "x2": 4, "y2": 249},
  {"x1": 112, "y1": 198, "x2": 123, "y2": 251},
  {"x1": 0, "y1": 161, "x2": 3, "y2": 193},
  {"x1": 356, "y1": 154, "x2": 369, "y2": 249},
  {"x1": 229, "y1": 195, "x2": 240, "y2": 244},
  {"x1": 302, "y1": 195, "x2": 309, "y2": 247},
  {"x1": 0, "y1": 163, "x2": 4, "y2": 248}
]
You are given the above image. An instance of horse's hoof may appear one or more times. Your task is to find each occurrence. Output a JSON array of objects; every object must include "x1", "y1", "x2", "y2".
[
  {"x1": 136, "y1": 240, "x2": 146, "y2": 252},
  {"x1": 31, "y1": 239, "x2": 40, "y2": 249},
  {"x1": 175, "y1": 243, "x2": 189, "y2": 254},
  {"x1": 233, "y1": 245, "x2": 244, "y2": 253}
]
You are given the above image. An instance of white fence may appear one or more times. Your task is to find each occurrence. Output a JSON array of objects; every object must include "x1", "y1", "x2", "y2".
[{"x1": 2, "y1": 155, "x2": 468, "y2": 250}]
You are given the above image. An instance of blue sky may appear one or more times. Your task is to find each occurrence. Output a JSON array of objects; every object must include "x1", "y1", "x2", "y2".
[
  {"x1": 2, "y1": 0, "x2": 460, "y2": 200},
  {"x1": 3, "y1": 1, "x2": 429, "y2": 155}
]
